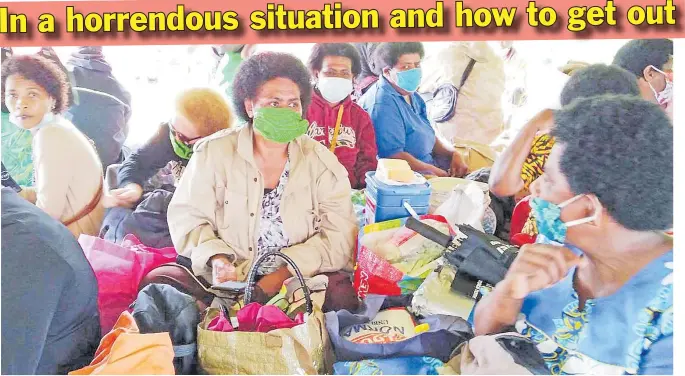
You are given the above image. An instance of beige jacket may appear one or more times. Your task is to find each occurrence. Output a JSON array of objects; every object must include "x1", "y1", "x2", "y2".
[
  {"x1": 420, "y1": 42, "x2": 506, "y2": 146},
  {"x1": 168, "y1": 126, "x2": 358, "y2": 282},
  {"x1": 22, "y1": 117, "x2": 105, "y2": 238}
]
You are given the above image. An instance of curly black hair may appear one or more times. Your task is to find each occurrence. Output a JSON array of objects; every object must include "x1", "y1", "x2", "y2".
[
  {"x1": 552, "y1": 95, "x2": 673, "y2": 231},
  {"x1": 372, "y1": 42, "x2": 425, "y2": 71},
  {"x1": 560, "y1": 64, "x2": 640, "y2": 106},
  {"x1": 612, "y1": 39, "x2": 673, "y2": 78},
  {"x1": 1, "y1": 54, "x2": 70, "y2": 114},
  {"x1": 231, "y1": 51, "x2": 312, "y2": 122},
  {"x1": 307, "y1": 43, "x2": 362, "y2": 78}
]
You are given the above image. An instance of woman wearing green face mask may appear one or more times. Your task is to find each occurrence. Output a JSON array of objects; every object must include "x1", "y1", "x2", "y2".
[
  {"x1": 358, "y1": 42, "x2": 468, "y2": 178},
  {"x1": 168, "y1": 52, "x2": 359, "y2": 309},
  {"x1": 107, "y1": 87, "x2": 233, "y2": 209}
]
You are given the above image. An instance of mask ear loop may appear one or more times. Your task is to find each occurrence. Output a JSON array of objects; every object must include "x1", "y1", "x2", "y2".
[
  {"x1": 649, "y1": 65, "x2": 670, "y2": 79},
  {"x1": 646, "y1": 65, "x2": 671, "y2": 98},
  {"x1": 557, "y1": 194, "x2": 584, "y2": 209},
  {"x1": 564, "y1": 195, "x2": 602, "y2": 228}
]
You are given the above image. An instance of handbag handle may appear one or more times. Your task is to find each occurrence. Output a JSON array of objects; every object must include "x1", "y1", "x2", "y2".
[{"x1": 244, "y1": 251, "x2": 313, "y2": 314}]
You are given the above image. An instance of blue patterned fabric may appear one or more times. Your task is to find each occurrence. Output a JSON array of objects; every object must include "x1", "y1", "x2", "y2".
[
  {"x1": 514, "y1": 250, "x2": 673, "y2": 375},
  {"x1": 334, "y1": 356, "x2": 444, "y2": 375}
]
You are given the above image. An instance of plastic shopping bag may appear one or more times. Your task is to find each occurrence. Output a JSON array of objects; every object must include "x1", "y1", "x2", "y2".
[
  {"x1": 354, "y1": 215, "x2": 455, "y2": 299},
  {"x1": 78, "y1": 234, "x2": 177, "y2": 335}
]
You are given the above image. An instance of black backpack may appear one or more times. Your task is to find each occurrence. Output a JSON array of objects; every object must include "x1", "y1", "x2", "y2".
[{"x1": 131, "y1": 284, "x2": 201, "y2": 375}]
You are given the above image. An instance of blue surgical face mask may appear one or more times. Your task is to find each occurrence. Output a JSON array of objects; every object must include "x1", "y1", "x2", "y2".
[
  {"x1": 393, "y1": 68, "x2": 422, "y2": 93},
  {"x1": 529, "y1": 195, "x2": 599, "y2": 244}
]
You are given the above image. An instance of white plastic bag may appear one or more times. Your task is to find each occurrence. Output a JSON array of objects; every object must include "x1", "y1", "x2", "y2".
[{"x1": 434, "y1": 181, "x2": 489, "y2": 232}]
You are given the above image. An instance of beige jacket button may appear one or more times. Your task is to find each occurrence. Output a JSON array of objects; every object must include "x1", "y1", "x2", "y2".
[{"x1": 250, "y1": 213, "x2": 255, "y2": 217}]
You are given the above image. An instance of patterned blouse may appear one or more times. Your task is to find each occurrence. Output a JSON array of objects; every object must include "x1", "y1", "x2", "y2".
[
  {"x1": 515, "y1": 246, "x2": 673, "y2": 375},
  {"x1": 519, "y1": 134, "x2": 555, "y2": 239},
  {"x1": 255, "y1": 158, "x2": 291, "y2": 275},
  {"x1": 520, "y1": 133, "x2": 555, "y2": 191}
]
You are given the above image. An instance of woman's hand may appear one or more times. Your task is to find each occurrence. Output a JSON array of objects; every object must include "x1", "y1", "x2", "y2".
[
  {"x1": 473, "y1": 243, "x2": 585, "y2": 335},
  {"x1": 449, "y1": 151, "x2": 469, "y2": 177},
  {"x1": 432, "y1": 167, "x2": 449, "y2": 178},
  {"x1": 256, "y1": 266, "x2": 292, "y2": 299},
  {"x1": 106, "y1": 183, "x2": 143, "y2": 208},
  {"x1": 498, "y1": 243, "x2": 587, "y2": 300},
  {"x1": 211, "y1": 254, "x2": 238, "y2": 285}
]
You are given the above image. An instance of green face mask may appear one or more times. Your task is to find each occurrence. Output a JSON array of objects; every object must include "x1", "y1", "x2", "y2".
[
  {"x1": 169, "y1": 130, "x2": 194, "y2": 160},
  {"x1": 252, "y1": 107, "x2": 309, "y2": 144}
]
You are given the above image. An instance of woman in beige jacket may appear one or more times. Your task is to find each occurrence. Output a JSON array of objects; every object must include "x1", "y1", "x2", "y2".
[
  {"x1": 168, "y1": 52, "x2": 359, "y2": 303},
  {"x1": 2, "y1": 54, "x2": 104, "y2": 239}
]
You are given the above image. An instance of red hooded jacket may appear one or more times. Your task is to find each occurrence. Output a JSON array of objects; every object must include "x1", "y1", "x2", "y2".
[{"x1": 306, "y1": 91, "x2": 378, "y2": 189}]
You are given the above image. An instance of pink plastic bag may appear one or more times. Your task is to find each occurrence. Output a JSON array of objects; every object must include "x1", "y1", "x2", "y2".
[
  {"x1": 208, "y1": 303, "x2": 305, "y2": 333},
  {"x1": 78, "y1": 234, "x2": 177, "y2": 335}
]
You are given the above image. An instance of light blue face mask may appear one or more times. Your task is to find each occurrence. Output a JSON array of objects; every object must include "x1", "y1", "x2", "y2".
[
  {"x1": 393, "y1": 68, "x2": 422, "y2": 92},
  {"x1": 529, "y1": 195, "x2": 599, "y2": 244}
]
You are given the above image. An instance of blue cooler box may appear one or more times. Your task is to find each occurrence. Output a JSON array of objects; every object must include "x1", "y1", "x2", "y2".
[{"x1": 364, "y1": 171, "x2": 432, "y2": 225}]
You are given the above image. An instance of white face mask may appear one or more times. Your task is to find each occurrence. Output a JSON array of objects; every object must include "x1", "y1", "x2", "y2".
[
  {"x1": 647, "y1": 65, "x2": 673, "y2": 107},
  {"x1": 9, "y1": 107, "x2": 56, "y2": 130},
  {"x1": 317, "y1": 76, "x2": 353, "y2": 104}
]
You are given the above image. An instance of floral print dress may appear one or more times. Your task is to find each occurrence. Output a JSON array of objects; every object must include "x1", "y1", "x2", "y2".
[{"x1": 255, "y1": 158, "x2": 291, "y2": 276}]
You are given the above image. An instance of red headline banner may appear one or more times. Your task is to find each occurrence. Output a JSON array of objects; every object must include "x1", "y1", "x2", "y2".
[{"x1": 0, "y1": 0, "x2": 682, "y2": 47}]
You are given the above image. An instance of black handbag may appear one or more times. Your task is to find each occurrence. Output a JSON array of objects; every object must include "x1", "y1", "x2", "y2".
[
  {"x1": 404, "y1": 217, "x2": 518, "y2": 297},
  {"x1": 426, "y1": 58, "x2": 477, "y2": 123}
]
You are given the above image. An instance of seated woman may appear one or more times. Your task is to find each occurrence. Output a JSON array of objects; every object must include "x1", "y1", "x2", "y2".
[
  {"x1": 1, "y1": 54, "x2": 104, "y2": 238},
  {"x1": 488, "y1": 64, "x2": 643, "y2": 244},
  {"x1": 474, "y1": 95, "x2": 673, "y2": 375},
  {"x1": 106, "y1": 87, "x2": 233, "y2": 208},
  {"x1": 168, "y1": 52, "x2": 358, "y2": 307},
  {"x1": 305, "y1": 43, "x2": 378, "y2": 189},
  {"x1": 358, "y1": 42, "x2": 468, "y2": 178},
  {"x1": 1, "y1": 46, "x2": 35, "y2": 188}
]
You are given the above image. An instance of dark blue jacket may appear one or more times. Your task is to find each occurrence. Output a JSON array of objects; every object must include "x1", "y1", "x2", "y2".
[
  {"x1": 65, "y1": 47, "x2": 132, "y2": 169},
  {"x1": 117, "y1": 122, "x2": 183, "y2": 189},
  {"x1": 1, "y1": 188, "x2": 101, "y2": 375}
]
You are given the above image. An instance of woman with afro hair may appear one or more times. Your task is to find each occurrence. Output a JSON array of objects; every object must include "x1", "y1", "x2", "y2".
[
  {"x1": 476, "y1": 95, "x2": 673, "y2": 374},
  {"x1": 1, "y1": 54, "x2": 104, "y2": 239},
  {"x1": 168, "y1": 52, "x2": 358, "y2": 309}
]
